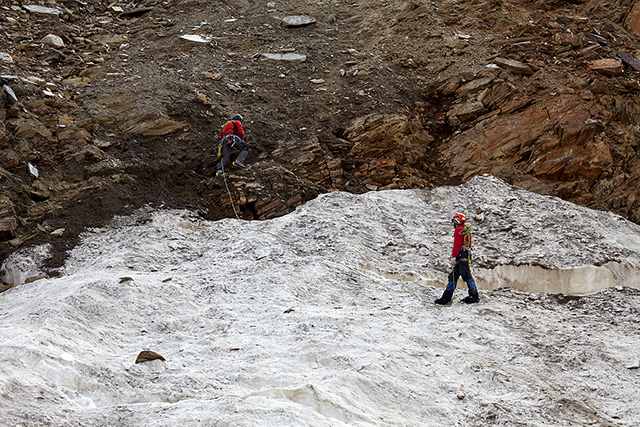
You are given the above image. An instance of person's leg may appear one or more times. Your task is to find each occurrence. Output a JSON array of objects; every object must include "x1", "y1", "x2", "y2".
[
  {"x1": 435, "y1": 264, "x2": 459, "y2": 305},
  {"x1": 233, "y1": 139, "x2": 248, "y2": 167},
  {"x1": 458, "y1": 258, "x2": 479, "y2": 303},
  {"x1": 217, "y1": 143, "x2": 232, "y2": 174}
]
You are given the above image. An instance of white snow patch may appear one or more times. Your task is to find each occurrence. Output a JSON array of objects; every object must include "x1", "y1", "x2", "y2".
[{"x1": 0, "y1": 176, "x2": 639, "y2": 425}]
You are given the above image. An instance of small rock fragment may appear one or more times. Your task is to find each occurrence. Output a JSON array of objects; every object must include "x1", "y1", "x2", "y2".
[
  {"x1": 588, "y1": 58, "x2": 623, "y2": 76},
  {"x1": 280, "y1": 15, "x2": 316, "y2": 27},
  {"x1": 493, "y1": 57, "x2": 534, "y2": 75},
  {"x1": 260, "y1": 52, "x2": 307, "y2": 63},
  {"x1": 0, "y1": 53, "x2": 14, "y2": 64},
  {"x1": 135, "y1": 350, "x2": 165, "y2": 364},
  {"x1": 41, "y1": 34, "x2": 64, "y2": 48},
  {"x1": 23, "y1": 5, "x2": 62, "y2": 15}
]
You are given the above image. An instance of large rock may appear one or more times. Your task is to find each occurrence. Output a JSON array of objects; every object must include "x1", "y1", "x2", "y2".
[
  {"x1": 120, "y1": 112, "x2": 188, "y2": 136},
  {"x1": 339, "y1": 113, "x2": 433, "y2": 188},
  {"x1": 443, "y1": 94, "x2": 612, "y2": 184}
]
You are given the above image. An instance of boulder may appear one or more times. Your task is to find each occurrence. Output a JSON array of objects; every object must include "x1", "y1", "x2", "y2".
[
  {"x1": 260, "y1": 53, "x2": 307, "y2": 63},
  {"x1": 280, "y1": 16, "x2": 316, "y2": 27},
  {"x1": 455, "y1": 76, "x2": 494, "y2": 98},
  {"x1": 23, "y1": 5, "x2": 62, "y2": 15}
]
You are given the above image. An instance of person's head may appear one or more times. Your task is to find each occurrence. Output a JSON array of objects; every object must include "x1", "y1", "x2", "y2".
[
  {"x1": 232, "y1": 114, "x2": 243, "y2": 123},
  {"x1": 452, "y1": 213, "x2": 466, "y2": 227}
]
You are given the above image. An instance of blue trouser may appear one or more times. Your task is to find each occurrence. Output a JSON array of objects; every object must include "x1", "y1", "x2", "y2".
[
  {"x1": 446, "y1": 248, "x2": 477, "y2": 291},
  {"x1": 217, "y1": 135, "x2": 248, "y2": 171}
]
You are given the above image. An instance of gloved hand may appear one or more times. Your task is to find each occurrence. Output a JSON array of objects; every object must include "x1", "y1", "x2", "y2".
[{"x1": 449, "y1": 257, "x2": 457, "y2": 267}]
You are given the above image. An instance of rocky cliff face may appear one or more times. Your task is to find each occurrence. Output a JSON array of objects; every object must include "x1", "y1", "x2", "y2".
[{"x1": 2, "y1": 0, "x2": 640, "y2": 273}]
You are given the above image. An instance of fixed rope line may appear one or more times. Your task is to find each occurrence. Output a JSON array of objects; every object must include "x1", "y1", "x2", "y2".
[{"x1": 219, "y1": 172, "x2": 435, "y2": 308}]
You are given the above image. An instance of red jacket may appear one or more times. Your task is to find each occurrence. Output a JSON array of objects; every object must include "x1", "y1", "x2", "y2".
[
  {"x1": 219, "y1": 120, "x2": 244, "y2": 139},
  {"x1": 451, "y1": 224, "x2": 471, "y2": 257}
]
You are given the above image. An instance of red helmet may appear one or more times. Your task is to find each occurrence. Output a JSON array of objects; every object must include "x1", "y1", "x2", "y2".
[{"x1": 452, "y1": 213, "x2": 466, "y2": 226}]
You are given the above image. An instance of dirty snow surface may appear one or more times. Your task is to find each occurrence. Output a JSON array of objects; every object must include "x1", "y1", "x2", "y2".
[{"x1": 1, "y1": 175, "x2": 639, "y2": 426}]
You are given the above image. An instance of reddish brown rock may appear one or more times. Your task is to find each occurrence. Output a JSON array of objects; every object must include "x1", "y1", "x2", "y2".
[
  {"x1": 57, "y1": 126, "x2": 92, "y2": 146},
  {"x1": 493, "y1": 57, "x2": 534, "y2": 75},
  {"x1": 135, "y1": 350, "x2": 165, "y2": 364},
  {"x1": 0, "y1": 198, "x2": 18, "y2": 242},
  {"x1": 339, "y1": 113, "x2": 433, "y2": 187},
  {"x1": 15, "y1": 122, "x2": 53, "y2": 143},
  {"x1": 443, "y1": 94, "x2": 612, "y2": 184},
  {"x1": 588, "y1": 58, "x2": 623, "y2": 76},
  {"x1": 625, "y1": 2, "x2": 640, "y2": 37},
  {"x1": 120, "y1": 112, "x2": 188, "y2": 136},
  {"x1": 447, "y1": 101, "x2": 488, "y2": 124}
]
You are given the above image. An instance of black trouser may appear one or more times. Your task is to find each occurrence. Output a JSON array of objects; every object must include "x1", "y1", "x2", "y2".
[
  {"x1": 217, "y1": 135, "x2": 248, "y2": 171},
  {"x1": 446, "y1": 247, "x2": 475, "y2": 291}
]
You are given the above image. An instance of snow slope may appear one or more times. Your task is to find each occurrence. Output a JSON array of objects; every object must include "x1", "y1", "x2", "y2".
[{"x1": 1, "y1": 175, "x2": 639, "y2": 426}]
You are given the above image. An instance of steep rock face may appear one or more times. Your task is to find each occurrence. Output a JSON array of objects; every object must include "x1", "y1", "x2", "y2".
[
  {"x1": 339, "y1": 113, "x2": 434, "y2": 190},
  {"x1": 443, "y1": 94, "x2": 612, "y2": 184},
  {"x1": 2, "y1": 0, "x2": 640, "y2": 268}
]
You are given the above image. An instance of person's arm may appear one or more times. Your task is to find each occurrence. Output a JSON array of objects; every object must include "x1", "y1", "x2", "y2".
[
  {"x1": 236, "y1": 121, "x2": 245, "y2": 140},
  {"x1": 451, "y1": 227, "x2": 463, "y2": 257}
]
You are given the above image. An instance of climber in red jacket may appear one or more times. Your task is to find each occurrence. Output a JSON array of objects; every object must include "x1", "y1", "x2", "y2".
[
  {"x1": 216, "y1": 114, "x2": 248, "y2": 176},
  {"x1": 434, "y1": 213, "x2": 479, "y2": 305}
]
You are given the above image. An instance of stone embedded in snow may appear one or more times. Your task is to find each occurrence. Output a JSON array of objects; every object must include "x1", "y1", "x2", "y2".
[
  {"x1": 279, "y1": 15, "x2": 316, "y2": 27},
  {"x1": 23, "y1": 5, "x2": 62, "y2": 15},
  {"x1": 41, "y1": 34, "x2": 64, "y2": 48},
  {"x1": 260, "y1": 52, "x2": 307, "y2": 62},
  {"x1": 135, "y1": 350, "x2": 166, "y2": 364},
  {"x1": 179, "y1": 34, "x2": 212, "y2": 43},
  {"x1": 50, "y1": 228, "x2": 65, "y2": 237}
]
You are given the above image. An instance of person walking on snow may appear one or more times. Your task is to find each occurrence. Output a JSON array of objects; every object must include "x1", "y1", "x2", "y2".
[
  {"x1": 434, "y1": 213, "x2": 479, "y2": 305},
  {"x1": 216, "y1": 114, "x2": 248, "y2": 176}
]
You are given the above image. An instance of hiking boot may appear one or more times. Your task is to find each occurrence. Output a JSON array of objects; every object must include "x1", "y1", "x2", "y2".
[
  {"x1": 233, "y1": 161, "x2": 246, "y2": 169},
  {"x1": 216, "y1": 170, "x2": 223, "y2": 176},
  {"x1": 434, "y1": 289, "x2": 454, "y2": 305},
  {"x1": 462, "y1": 288, "x2": 479, "y2": 304}
]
